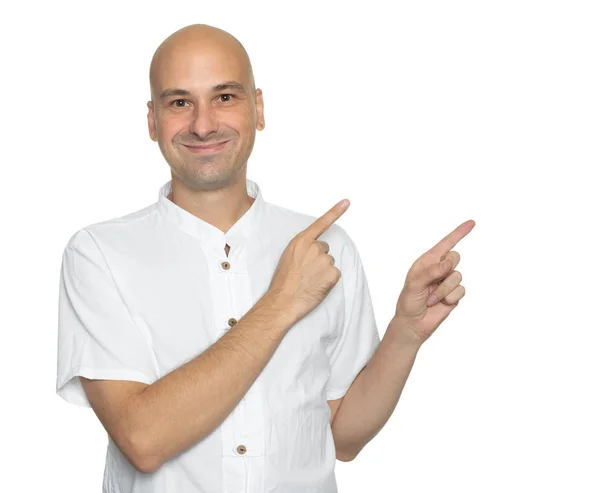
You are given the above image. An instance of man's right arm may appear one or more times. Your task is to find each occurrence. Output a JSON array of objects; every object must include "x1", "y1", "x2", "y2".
[
  {"x1": 81, "y1": 290, "x2": 297, "y2": 474},
  {"x1": 81, "y1": 199, "x2": 349, "y2": 474}
]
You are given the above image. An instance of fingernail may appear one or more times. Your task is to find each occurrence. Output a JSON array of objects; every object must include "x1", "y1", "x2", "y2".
[
  {"x1": 426, "y1": 294, "x2": 438, "y2": 306},
  {"x1": 340, "y1": 199, "x2": 349, "y2": 209}
]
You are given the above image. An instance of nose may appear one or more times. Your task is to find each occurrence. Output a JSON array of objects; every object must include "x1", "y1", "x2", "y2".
[{"x1": 189, "y1": 101, "x2": 220, "y2": 140}]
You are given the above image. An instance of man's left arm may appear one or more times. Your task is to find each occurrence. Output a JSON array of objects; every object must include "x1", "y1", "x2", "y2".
[
  {"x1": 331, "y1": 316, "x2": 422, "y2": 462},
  {"x1": 332, "y1": 219, "x2": 475, "y2": 461}
]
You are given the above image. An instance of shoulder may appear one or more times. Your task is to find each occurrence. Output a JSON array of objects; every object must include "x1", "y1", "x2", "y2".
[
  {"x1": 264, "y1": 201, "x2": 356, "y2": 252},
  {"x1": 262, "y1": 201, "x2": 359, "y2": 273},
  {"x1": 62, "y1": 203, "x2": 158, "y2": 255}
]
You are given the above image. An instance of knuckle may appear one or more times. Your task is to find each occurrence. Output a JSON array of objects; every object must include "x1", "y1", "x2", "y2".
[
  {"x1": 291, "y1": 237, "x2": 305, "y2": 252},
  {"x1": 311, "y1": 242, "x2": 324, "y2": 255},
  {"x1": 293, "y1": 231, "x2": 306, "y2": 244}
]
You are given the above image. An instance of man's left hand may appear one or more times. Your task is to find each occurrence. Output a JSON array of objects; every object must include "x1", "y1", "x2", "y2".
[{"x1": 394, "y1": 219, "x2": 476, "y2": 345}]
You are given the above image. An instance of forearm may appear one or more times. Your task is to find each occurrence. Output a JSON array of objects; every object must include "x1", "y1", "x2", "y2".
[
  {"x1": 129, "y1": 291, "x2": 296, "y2": 473},
  {"x1": 332, "y1": 316, "x2": 422, "y2": 460}
]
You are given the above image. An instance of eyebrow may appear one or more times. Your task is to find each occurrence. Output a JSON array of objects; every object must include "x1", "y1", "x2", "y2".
[{"x1": 159, "y1": 81, "x2": 246, "y2": 100}]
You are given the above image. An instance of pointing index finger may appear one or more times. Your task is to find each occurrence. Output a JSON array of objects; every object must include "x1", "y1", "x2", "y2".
[
  {"x1": 303, "y1": 199, "x2": 350, "y2": 240},
  {"x1": 430, "y1": 219, "x2": 476, "y2": 257}
]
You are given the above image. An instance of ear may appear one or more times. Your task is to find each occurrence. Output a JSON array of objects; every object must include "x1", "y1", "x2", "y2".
[
  {"x1": 254, "y1": 89, "x2": 265, "y2": 131},
  {"x1": 147, "y1": 101, "x2": 157, "y2": 141}
]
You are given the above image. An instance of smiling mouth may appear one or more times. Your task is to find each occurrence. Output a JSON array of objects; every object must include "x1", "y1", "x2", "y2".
[
  {"x1": 184, "y1": 140, "x2": 228, "y2": 149},
  {"x1": 182, "y1": 140, "x2": 230, "y2": 154}
]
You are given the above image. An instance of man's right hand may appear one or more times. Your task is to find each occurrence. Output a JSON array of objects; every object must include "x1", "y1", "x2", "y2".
[{"x1": 268, "y1": 199, "x2": 351, "y2": 323}]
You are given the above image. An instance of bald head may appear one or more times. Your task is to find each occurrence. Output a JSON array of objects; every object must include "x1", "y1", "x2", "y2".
[{"x1": 149, "y1": 24, "x2": 255, "y2": 102}]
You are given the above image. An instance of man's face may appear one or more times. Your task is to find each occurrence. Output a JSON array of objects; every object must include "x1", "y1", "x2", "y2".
[{"x1": 147, "y1": 44, "x2": 264, "y2": 189}]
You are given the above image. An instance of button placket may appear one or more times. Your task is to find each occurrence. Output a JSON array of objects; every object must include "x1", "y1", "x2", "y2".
[
  {"x1": 222, "y1": 256, "x2": 237, "y2": 335},
  {"x1": 219, "y1": 244, "x2": 250, "y2": 458},
  {"x1": 212, "y1": 242, "x2": 265, "y2": 461}
]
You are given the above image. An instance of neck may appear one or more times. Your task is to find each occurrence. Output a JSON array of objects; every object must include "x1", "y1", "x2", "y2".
[{"x1": 168, "y1": 177, "x2": 255, "y2": 234}]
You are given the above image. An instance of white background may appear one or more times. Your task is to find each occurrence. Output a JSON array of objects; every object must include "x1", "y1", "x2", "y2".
[{"x1": 2, "y1": 0, "x2": 598, "y2": 491}]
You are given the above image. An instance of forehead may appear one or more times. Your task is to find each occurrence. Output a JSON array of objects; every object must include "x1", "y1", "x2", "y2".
[{"x1": 154, "y1": 45, "x2": 247, "y2": 93}]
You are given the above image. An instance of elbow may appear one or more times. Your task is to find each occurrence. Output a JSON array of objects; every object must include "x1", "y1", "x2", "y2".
[
  {"x1": 116, "y1": 394, "x2": 163, "y2": 474},
  {"x1": 334, "y1": 436, "x2": 357, "y2": 462},
  {"x1": 135, "y1": 456, "x2": 160, "y2": 475},
  {"x1": 336, "y1": 451, "x2": 356, "y2": 462},
  {"x1": 132, "y1": 450, "x2": 160, "y2": 475},
  {"x1": 335, "y1": 444, "x2": 357, "y2": 462},
  {"x1": 127, "y1": 431, "x2": 162, "y2": 474}
]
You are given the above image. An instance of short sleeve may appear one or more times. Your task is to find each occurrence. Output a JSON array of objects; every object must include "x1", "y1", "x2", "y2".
[
  {"x1": 56, "y1": 229, "x2": 158, "y2": 408},
  {"x1": 325, "y1": 233, "x2": 381, "y2": 400}
]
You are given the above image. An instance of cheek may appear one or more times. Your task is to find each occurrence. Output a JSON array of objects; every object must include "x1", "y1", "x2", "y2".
[
  {"x1": 228, "y1": 109, "x2": 255, "y2": 132},
  {"x1": 157, "y1": 114, "x2": 183, "y2": 139},
  {"x1": 162, "y1": 120, "x2": 179, "y2": 137}
]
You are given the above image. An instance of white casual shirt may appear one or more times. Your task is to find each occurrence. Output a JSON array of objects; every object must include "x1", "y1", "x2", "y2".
[{"x1": 56, "y1": 178, "x2": 381, "y2": 493}]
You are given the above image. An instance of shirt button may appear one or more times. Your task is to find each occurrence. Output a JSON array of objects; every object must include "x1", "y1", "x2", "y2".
[
  {"x1": 237, "y1": 445, "x2": 247, "y2": 455},
  {"x1": 228, "y1": 318, "x2": 237, "y2": 327},
  {"x1": 221, "y1": 261, "x2": 231, "y2": 270}
]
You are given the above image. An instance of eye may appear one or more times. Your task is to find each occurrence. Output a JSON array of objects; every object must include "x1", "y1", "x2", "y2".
[
  {"x1": 218, "y1": 94, "x2": 235, "y2": 103},
  {"x1": 171, "y1": 99, "x2": 189, "y2": 108}
]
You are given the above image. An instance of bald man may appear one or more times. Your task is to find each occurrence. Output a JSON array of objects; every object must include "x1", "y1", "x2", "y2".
[
  {"x1": 148, "y1": 24, "x2": 264, "y2": 224},
  {"x1": 57, "y1": 24, "x2": 382, "y2": 493}
]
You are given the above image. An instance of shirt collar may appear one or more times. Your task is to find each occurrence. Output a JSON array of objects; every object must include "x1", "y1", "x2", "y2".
[{"x1": 156, "y1": 178, "x2": 265, "y2": 251}]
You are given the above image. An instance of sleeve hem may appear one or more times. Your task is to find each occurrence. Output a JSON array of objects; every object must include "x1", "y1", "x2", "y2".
[
  {"x1": 326, "y1": 386, "x2": 350, "y2": 401},
  {"x1": 56, "y1": 367, "x2": 156, "y2": 408}
]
